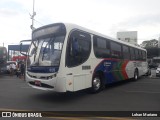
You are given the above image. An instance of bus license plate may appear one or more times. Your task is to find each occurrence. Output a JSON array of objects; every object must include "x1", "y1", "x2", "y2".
[{"x1": 35, "y1": 80, "x2": 41, "y2": 86}]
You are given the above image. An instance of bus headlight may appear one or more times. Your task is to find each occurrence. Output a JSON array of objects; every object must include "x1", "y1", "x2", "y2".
[{"x1": 47, "y1": 74, "x2": 56, "y2": 79}]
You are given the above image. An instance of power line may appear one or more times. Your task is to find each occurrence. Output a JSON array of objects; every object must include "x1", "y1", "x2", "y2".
[
  {"x1": 33, "y1": 18, "x2": 44, "y2": 26},
  {"x1": 26, "y1": 9, "x2": 44, "y2": 27}
]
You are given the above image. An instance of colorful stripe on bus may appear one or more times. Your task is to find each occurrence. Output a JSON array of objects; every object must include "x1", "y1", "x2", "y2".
[{"x1": 93, "y1": 58, "x2": 129, "y2": 84}]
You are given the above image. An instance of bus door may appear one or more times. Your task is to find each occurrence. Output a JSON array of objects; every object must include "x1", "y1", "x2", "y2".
[{"x1": 66, "y1": 30, "x2": 92, "y2": 91}]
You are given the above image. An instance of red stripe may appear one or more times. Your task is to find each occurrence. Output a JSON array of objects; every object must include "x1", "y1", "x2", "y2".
[{"x1": 121, "y1": 60, "x2": 129, "y2": 79}]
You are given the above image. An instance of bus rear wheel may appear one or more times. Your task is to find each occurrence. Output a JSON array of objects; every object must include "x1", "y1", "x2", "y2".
[{"x1": 134, "y1": 69, "x2": 139, "y2": 80}]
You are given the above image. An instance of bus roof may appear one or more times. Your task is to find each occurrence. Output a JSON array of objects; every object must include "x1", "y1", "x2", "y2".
[
  {"x1": 63, "y1": 23, "x2": 146, "y2": 51},
  {"x1": 33, "y1": 23, "x2": 146, "y2": 51}
]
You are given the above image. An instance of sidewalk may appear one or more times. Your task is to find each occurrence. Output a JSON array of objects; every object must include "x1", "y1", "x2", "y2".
[
  {"x1": 150, "y1": 69, "x2": 160, "y2": 79},
  {"x1": 150, "y1": 74, "x2": 160, "y2": 79}
]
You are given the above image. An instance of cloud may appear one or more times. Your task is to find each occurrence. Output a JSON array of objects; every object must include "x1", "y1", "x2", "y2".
[
  {"x1": 119, "y1": 13, "x2": 160, "y2": 28},
  {"x1": 1, "y1": 0, "x2": 160, "y2": 47},
  {"x1": 108, "y1": 13, "x2": 160, "y2": 41},
  {"x1": 0, "y1": 8, "x2": 19, "y2": 17}
]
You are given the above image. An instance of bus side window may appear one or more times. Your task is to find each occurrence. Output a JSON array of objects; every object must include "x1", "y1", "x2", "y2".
[
  {"x1": 110, "y1": 42, "x2": 122, "y2": 59},
  {"x1": 130, "y1": 47, "x2": 135, "y2": 60},
  {"x1": 122, "y1": 45, "x2": 130, "y2": 60},
  {"x1": 135, "y1": 49, "x2": 139, "y2": 60},
  {"x1": 66, "y1": 30, "x2": 91, "y2": 67},
  {"x1": 142, "y1": 51, "x2": 146, "y2": 61},
  {"x1": 139, "y1": 50, "x2": 143, "y2": 61},
  {"x1": 71, "y1": 37, "x2": 80, "y2": 56},
  {"x1": 93, "y1": 36, "x2": 111, "y2": 58}
]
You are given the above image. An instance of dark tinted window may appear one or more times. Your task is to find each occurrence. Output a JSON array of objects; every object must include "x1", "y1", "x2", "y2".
[
  {"x1": 122, "y1": 45, "x2": 130, "y2": 60},
  {"x1": 110, "y1": 42, "x2": 122, "y2": 59},
  {"x1": 66, "y1": 30, "x2": 91, "y2": 67},
  {"x1": 142, "y1": 51, "x2": 146, "y2": 61},
  {"x1": 130, "y1": 47, "x2": 135, "y2": 60},
  {"x1": 135, "y1": 49, "x2": 139, "y2": 60},
  {"x1": 93, "y1": 36, "x2": 110, "y2": 58},
  {"x1": 139, "y1": 50, "x2": 143, "y2": 60}
]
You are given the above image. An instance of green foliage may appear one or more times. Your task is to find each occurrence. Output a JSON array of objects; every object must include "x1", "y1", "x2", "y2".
[
  {"x1": 140, "y1": 39, "x2": 159, "y2": 58},
  {"x1": 141, "y1": 39, "x2": 158, "y2": 48},
  {"x1": 146, "y1": 47, "x2": 160, "y2": 58}
]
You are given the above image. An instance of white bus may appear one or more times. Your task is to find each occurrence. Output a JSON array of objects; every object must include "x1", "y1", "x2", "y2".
[{"x1": 24, "y1": 23, "x2": 148, "y2": 93}]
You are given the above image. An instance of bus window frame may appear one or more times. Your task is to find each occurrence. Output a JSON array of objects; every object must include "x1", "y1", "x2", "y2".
[
  {"x1": 122, "y1": 45, "x2": 131, "y2": 60},
  {"x1": 93, "y1": 35, "x2": 111, "y2": 59},
  {"x1": 110, "y1": 41, "x2": 122, "y2": 59},
  {"x1": 66, "y1": 29, "x2": 92, "y2": 68}
]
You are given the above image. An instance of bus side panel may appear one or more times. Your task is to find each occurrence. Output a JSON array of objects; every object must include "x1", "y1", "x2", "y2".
[
  {"x1": 142, "y1": 62, "x2": 148, "y2": 75},
  {"x1": 125, "y1": 61, "x2": 148, "y2": 78},
  {"x1": 55, "y1": 77, "x2": 67, "y2": 92},
  {"x1": 125, "y1": 61, "x2": 135, "y2": 79},
  {"x1": 93, "y1": 59, "x2": 136, "y2": 84},
  {"x1": 136, "y1": 61, "x2": 148, "y2": 76},
  {"x1": 73, "y1": 75, "x2": 86, "y2": 91},
  {"x1": 65, "y1": 61, "x2": 93, "y2": 92}
]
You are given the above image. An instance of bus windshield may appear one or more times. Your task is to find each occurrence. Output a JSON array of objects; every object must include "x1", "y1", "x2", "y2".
[{"x1": 28, "y1": 35, "x2": 65, "y2": 67}]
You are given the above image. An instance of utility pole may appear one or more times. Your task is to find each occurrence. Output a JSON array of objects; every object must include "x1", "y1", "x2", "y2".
[{"x1": 30, "y1": 0, "x2": 36, "y2": 31}]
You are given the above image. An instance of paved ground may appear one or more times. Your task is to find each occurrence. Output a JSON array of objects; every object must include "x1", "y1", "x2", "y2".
[{"x1": 0, "y1": 71, "x2": 160, "y2": 119}]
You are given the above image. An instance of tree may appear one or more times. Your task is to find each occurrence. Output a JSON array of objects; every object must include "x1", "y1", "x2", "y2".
[
  {"x1": 140, "y1": 39, "x2": 159, "y2": 58},
  {"x1": 140, "y1": 39, "x2": 158, "y2": 48},
  {"x1": 146, "y1": 47, "x2": 159, "y2": 58}
]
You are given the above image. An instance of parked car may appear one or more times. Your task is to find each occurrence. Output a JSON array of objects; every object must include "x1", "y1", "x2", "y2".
[
  {"x1": 149, "y1": 63, "x2": 158, "y2": 69},
  {"x1": 0, "y1": 61, "x2": 17, "y2": 74},
  {"x1": 156, "y1": 65, "x2": 160, "y2": 77}
]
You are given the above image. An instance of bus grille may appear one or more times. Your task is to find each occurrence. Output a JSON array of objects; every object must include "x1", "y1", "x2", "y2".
[{"x1": 29, "y1": 81, "x2": 54, "y2": 89}]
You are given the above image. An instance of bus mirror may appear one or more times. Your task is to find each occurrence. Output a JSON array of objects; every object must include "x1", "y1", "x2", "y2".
[{"x1": 20, "y1": 40, "x2": 31, "y2": 56}]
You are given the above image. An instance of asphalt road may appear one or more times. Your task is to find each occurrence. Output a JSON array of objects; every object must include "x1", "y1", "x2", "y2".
[{"x1": 0, "y1": 71, "x2": 160, "y2": 119}]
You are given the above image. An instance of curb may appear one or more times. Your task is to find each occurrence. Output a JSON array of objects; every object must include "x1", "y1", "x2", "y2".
[{"x1": 149, "y1": 75, "x2": 160, "y2": 79}]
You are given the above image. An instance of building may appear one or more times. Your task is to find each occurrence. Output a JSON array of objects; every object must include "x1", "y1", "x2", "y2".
[{"x1": 117, "y1": 31, "x2": 137, "y2": 45}]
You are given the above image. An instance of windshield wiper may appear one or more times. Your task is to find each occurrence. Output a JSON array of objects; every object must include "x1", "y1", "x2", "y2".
[
  {"x1": 32, "y1": 41, "x2": 37, "y2": 50},
  {"x1": 31, "y1": 41, "x2": 38, "y2": 61},
  {"x1": 42, "y1": 37, "x2": 55, "y2": 61}
]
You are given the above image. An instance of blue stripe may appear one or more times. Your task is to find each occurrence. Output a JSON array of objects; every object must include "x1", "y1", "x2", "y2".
[
  {"x1": 94, "y1": 60, "x2": 121, "y2": 84},
  {"x1": 27, "y1": 66, "x2": 59, "y2": 73}
]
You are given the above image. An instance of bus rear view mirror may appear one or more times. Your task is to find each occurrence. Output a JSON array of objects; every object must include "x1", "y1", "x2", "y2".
[{"x1": 20, "y1": 40, "x2": 31, "y2": 56}]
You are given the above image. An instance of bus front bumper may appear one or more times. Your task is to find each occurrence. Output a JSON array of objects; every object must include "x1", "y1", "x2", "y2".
[{"x1": 26, "y1": 73, "x2": 67, "y2": 92}]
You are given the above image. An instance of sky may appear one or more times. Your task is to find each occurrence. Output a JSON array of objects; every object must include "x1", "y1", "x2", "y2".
[{"x1": 0, "y1": 0, "x2": 160, "y2": 48}]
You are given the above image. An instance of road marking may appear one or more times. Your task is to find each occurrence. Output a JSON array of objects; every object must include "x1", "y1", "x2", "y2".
[
  {"x1": 126, "y1": 90, "x2": 160, "y2": 94},
  {"x1": 0, "y1": 108, "x2": 31, "y2": 111},
  {"x1": 134, "y1": 82, "x2": 160, "y2": 84},
  {"x1": 21, "y1": 86, "x2": 31, "y2": 89}
]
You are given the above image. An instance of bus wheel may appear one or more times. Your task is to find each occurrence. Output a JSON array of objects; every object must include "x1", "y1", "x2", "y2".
[
  {"x1": 134, "y1": 69, "x2": 139, "y2": 80},
  {"x1": 90, "y1": 75, "x2": 102, "y2": 93}
]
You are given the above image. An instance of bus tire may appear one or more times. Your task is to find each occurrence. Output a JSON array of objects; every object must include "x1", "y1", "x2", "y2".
[
  {"x1": 134, "y1": 69, "x2": 139, "y2": 81},
  {"x1": 90, "y1": 74, "x2": 104, "y2": 93}
]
